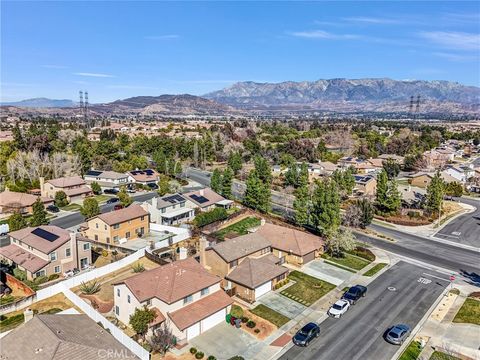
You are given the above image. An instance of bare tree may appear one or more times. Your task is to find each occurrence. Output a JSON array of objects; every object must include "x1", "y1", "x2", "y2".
[{"x1": 148, "y1": 321, "x2": 176, "y2": 355}]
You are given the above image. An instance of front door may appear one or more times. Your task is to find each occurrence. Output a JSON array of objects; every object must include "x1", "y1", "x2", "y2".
[{"x1": 80, "y1": 258, "x2": 88, "y2": 269}]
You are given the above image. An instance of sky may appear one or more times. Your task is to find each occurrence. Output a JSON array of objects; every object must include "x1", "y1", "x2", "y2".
[{"x1": 1, "y1": 1, "x2": 479, "y2": 103}]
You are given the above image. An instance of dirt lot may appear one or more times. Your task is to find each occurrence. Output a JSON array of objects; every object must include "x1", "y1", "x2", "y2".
[{"x1": 4, "y1": 293, "x2": 78, "y2": 318}]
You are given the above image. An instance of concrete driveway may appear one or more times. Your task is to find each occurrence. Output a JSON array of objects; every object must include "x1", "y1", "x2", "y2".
[
  {"x1": 302, "y1": 260, "x2": 353, "y2": 286},
  {"x1": 257, "y1": 291, "x2": 307, "y2": 319}
]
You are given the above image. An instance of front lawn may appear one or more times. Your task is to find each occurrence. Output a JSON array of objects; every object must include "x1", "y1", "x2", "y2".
[
  {"x1": 363, "y1": 263, "x2": 388, "y2": 277},
  {"x1": 250, "y1": 304, "x2": 290, "y2": 328},
  {"x1": 280, "y1": 271, "x2": 336, "y2": 306},
  {"x1": 429, "y1": 351, "x2": 460, "y2": 360},
  {"x1": 61, "y1": 203, "x2": 82, "y2": 211},
  {"x1": 399, "y1": 340, "x2": 422, "y2": 360},
  {"x1": 213, "y1": 217, "x2": 261, "y2": 240},
  {"x1": 453, "y1": 297, "x2": 480, "y2": 325},
  {"x1": 321, "y1": 253, "x2": 371, "y2": 271}
]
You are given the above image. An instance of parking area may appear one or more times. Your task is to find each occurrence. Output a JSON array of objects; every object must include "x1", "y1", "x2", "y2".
[
  {"x1": 302, "y1": 260, "x2": 354, "y2": 286},
  {"x1": 256, "y1": 291, "x2": 307, "y2": 319},
  {"x1": 280, "y1": 261, "x2": 449, "y2": 360}
]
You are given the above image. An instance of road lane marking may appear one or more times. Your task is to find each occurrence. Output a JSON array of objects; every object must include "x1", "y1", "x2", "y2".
[
  {"x1": 417, "y1": 277, "x2": 432, "y2": 284},
  {"x1": 422, "y1": 272, "x2": 451, "y2": 282}
]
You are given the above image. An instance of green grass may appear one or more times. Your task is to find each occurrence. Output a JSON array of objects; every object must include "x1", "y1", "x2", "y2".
[
  {"x1": 61, "y1": 203, "x2": 82, "y2": 211},
  {"x1": 280, "y1": 271, "x2": 336, "y2": 306},
  {"x1": 321, "y1": 253, "x2": 371, "y2": 271},
  {"x1": 429, "y1": 351, "x2": 460, "y2": 360},
  {"x1": 93, "y1": 194, "x2": 110, "y2": 203},
  {"x1": 0, "y1": 313, "x2": 24, "y2": 332},
  {"x1": 363, "y1": 263, "x2": 388, "y2": 277},
  {"x1": 323, "y1": 260, "x2": 356, "y2": 273},
  {"x1": 399, "y1": 340, "x2": 422, "y2": 360},
  {"x1": 453, "y1": 297, "x2": 480, "y2": 325},
  {"x1": 213, "y1": 217, "x2": 261, "y2": 240},
  {"x1": 250, "y1": 304, "x2": 290, "y2": 327}
]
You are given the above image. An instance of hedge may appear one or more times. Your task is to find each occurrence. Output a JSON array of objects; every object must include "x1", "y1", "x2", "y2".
[{"x1": 194, "y1": 208, "x2": 228, "y2": 227}]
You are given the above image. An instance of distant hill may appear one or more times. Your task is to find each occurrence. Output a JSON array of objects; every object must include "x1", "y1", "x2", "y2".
[
  {"x1": 205, "y1": 78, "x2": 480, "y2": 113},
  {"x1": 1, "y1": 97, "x2": 75, "y2": 108}
]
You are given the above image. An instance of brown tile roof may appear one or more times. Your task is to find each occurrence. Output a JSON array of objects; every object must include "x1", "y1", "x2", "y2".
[
  {"x1": 168, "y1": 290, "x2": 232, "y2": 331},
  {"x1": 64, "y1": 186, "x2": 93, "y2": 197},
  {"x1": 127, "y1": 169, "x2": 159, "y2": 182},
  {"x1": 0, "y1": 190, "x2": 53, "y2": 208},
  {"x1": 184, "y1": 188, "x2": 226, "y2": 208},
  {"x1": 226, "y1": 257, "x2": 288, "y2": 289},
  {"x1": 95, "y1": 204, "x2": 149, "y2": 226},
  {"x1": 149, "y1": 307, "x2": 166, "y2": 327},
  {"x1": 0, "y1": 243, "x2": 49, "y2": 273},
  {"x1": 256, "y1": 223, "x2": 323, "y2": 257},
  {"x1": 8, "y1": 225, "x2": 71, "y2": 254},
  {"x1": 46, "y1": 176, "x2": 86, "y2": 188},
  {"x1": 117, "y1": 257, "x2": 221, "y2": 304},
  {"x1": 210, "y1": 232, "x2": 271, "y2": 262},
  {"x1": 0, "y1": 314, "x2": 140, "y2": 360}
]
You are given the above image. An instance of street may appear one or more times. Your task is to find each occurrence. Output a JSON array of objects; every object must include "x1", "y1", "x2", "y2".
[{"x1": 280, "y1": 261, "x2": 449, "y2": 360}]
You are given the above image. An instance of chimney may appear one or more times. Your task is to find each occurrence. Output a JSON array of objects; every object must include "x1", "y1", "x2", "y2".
[
  {"x1": 152, "y1": 196, "x2": 158, "y2": 209},
  {"x1": 199, "y1": 236, "x2": 208, "y2": 267},
  {"x1": 199, "y1": 189, "x2": 204, "y2": 196},
  {"x1": 24, "y1": 308, "x2": 34, "y2": 323},
  {"x1": 39, "y1": 177, "x2": 45, "y2": 196}
]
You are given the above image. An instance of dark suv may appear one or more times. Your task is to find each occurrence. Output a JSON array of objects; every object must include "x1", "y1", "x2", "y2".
[
  {"x1": 292, "y1": 322, "x2": 320, "y2": 347},
  {"x1": 342, "y1": 285, "x2": 367, "y2": 305}
]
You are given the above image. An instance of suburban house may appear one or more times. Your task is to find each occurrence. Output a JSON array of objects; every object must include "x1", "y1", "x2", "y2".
[
  {"x1": 317, "y1": 161, "x2": 338, "y2": 175},
  {"x1": 84, "y1": 169, "x2": 130, "y2": 189},
  {"x1": 0, "y1": 314, "x2": 140, "y2": 360},
  {"x1": 81, "y1": 205, "x2": 149, "y2": 244},
  {"x1": 378, "y1": 154, "x2": 405, "y2": 164},
  {"x1": 353, "y1": 175, "x2": 377, "y2": 196},
  {"x1": 0, "y1": 225, "x2": 92, "y2": 280},
  {"x1": 142, "y1": 194, "x2": 195, "y2": 225},
  {"x1": 127, "y1": 169, "x2": 160, "y2": 185},
  {"x1": 409, "y1": 171, "x2": 459, "y2": 189},
  {"x1": 40, "y1": 176, "x2": 93, "y2": 202},
  {"x1": 203, "y1": 232, "x2": 288, "y2": 302},
  {"x1": 444, "y1": 164, "x2": 476, "y2": 183},
  {"x1": 184, "y1": 188, "x2": 233, "y2": 212},
  {"x1": 422, "y1": 149, "x2": 453, "y2": 170},
  {"x1": 113, "y1": 257, "x2": 232, "y2": 343},
  {"x1": 0, "y1": 190, "x2": 53, "y2": 215}
]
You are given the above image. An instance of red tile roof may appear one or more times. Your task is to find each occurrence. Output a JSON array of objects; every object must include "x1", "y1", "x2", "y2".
[
  {"x1": 95, "y1": 205, "x2": 149, "y2": 226},
  {"x1": 0, "y1": 191, "x2": 53, "y2": 208},
  {"x1": 46, "y1": 176, "x2": 86, "y2": 188},
  {"x1": 0, "y1": 243, "x2": 49, "y2": 273},
  {"x1": 149, "y1": 307, "x2": 166, "y2": 328}
]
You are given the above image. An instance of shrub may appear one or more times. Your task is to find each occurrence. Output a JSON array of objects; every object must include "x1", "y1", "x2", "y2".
[
  {"x1": 34, "y1": 275, "x2": 48, "y2": 284},
  {"x1": 254, "y1": 328, "x2": 260, "y2": 334},
  {"x1": 230, "y1": 305, "x2": 244, "y2": 318},
  {"x1": 195, "y1": 352, "x2": 204, "y2": 359},
  {"x1": 54, "y1": 191, "x2": 69, "y2": 207},
  {"x1": 102, "y1": 249, "x2": 108, "y2": 257},
  {"x1": 228, "y1": 357, "x2": 245, "y2": 360},
  {"x1": 449, "y1": 288, "x2": 460, "y2": 295},
  {"x1": 0, "y1": 295, "x2": 15, "y2": 305},
  {"x1": 246, "y1": 320, "x2": 256, "y2": 328},
  {"x1": 48, "y1": 273, "x2": 60, "y2": 281},
  {"x1": 194, "y1": 208, "x2": 228, "y2": 227},
  {"x1": 132, "y1": 263, "x2": 145, "y2": 273},
  {"x1": 190, "y1": 347, "x2": 197, "y2": 354},
  {"x1": 79, "y1": 280, "x2": 101, "y2": 294},
  {"x1": 142, "y1": 342, "x2": 152, "y2": 352},
  {"x1": 241, "y1": 316, "x2": 249, "y2": 323},
  {"x1": 13, "y1": 268, "x2": 26, "y2": 281},
  {"x1": 207, "y1": 356, "x2": 216, "y2": 360}
]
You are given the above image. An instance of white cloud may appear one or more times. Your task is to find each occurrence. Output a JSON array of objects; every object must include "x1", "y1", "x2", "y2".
[
  {"x1": 73, "y1": 72, "x2": 115, "y2": 78},
  {"x1": 41, "y1": 64, "x2": 68, "y2": 69},
  {"x1": 145, "y1": 34, "x2": 180, "y2": 40},
  {"x1": 289, "y1": 30, "x2": 360, "y2": 40},
  {"x1": 419, "y1": 31, "x2": 480, "y2": 51},
  {"x1": 342, "y1": 16, "x2": 401, "y2": 25},
  {"x1": 432, "y1": 52, "x2": 478, "y2": 62}
]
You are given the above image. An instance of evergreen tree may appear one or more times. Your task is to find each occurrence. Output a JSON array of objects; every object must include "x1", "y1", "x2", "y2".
[
  {"x1": 210, "y1": 169, "x2": 223, "y2": 193},
  {"x1": 293, "y1": 184, "x2": 309, "y2": 226},
  {"x1": 382, "y1": 158, "x2": 401, "y2": 180},
  {"x1": 227, "y1": 151, "x2": 242, "y2": 175},
  {"x1": 375, "y1": 169, "x2": 388, "y2": 211},
  {"x1": 157, "y1": 175, "x2": 171, "y2": 196},
  {"x1": 332, "y1": 168, "x2": 355, "y2": 198},
  {"x1": 284, "y1": 163, "x2": 298, "y2": 187},
  {"x1": 118, "y1": 188, "x2": 133, "y2": 207},
  {"x1": 310, "y1": 179, "x2": 341, "y2": 236},
  {"x1": 298, "y1": 162, "x2": 309, "y2": 187},
  {"x1": 81, "y1": 198, "x2": 100, "y2": 218},
  {"x1": 244, "y1": 170, "x2": 271, "y2": 213},
  {"x1": 357, "y1": 198, "x2": 374, "y2": 228},
  {"x1": 254, "y1": 156, "x2": 272, "y2": 184},
  {"x1": 90, "y1": 181, "x2": 102, "y2": 195},
  {"x1": 376, "y1": 171, "x2": 402, "y2": 215},
  {"x1": 425, "y1": 171, "x2": 445, "y2": 214},
  {"x1": 8, "y1": 212, "x2": 27, "y2": 231},
  {"x1": 30, "y1": 198, "x2": 48, "y2": 226},
  {"x1": 222, "y1": 167, "x2": 233, "y2": 199},
  {"x1": 54, "y1": 191, "x2": 69, "y2": 207}
]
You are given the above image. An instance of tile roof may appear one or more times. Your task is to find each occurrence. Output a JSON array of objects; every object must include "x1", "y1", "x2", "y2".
[
  {"x1": 0, "y1": 314, "x2": 139, "y2": 360},
  {"x1": 64, "y1": 186, "x2": 93, "y2": 197},
  {"x1": 86, "y1": 170, "x2": 129, "y2": 180},
  {"x1": 256, "y1": 223, "x2": 323, "y2": 257},
  {"x1": 0, "y1": 190, "x2": 53, "y2": 208},
  {"x1": 117, "y1": 257, "x2": 221, "y2": 304},
  {"x1": 210, "y1": 232, "x2": 271, "y2": 262},
  {"x1": 168, "y1": 290, "x2": 232, "y2": 331},
  {"x1": 183, "y1": 188, "x2": 226, "y2": 208},
  {"x1": 95, "y1": 204, "x2": 149, "y2": 226},
  {"x1": 46, "y1": 176, "x2": 85, "y2": 188},
  {"x1": 226, "y1": 257, "x2": 288, "y2": 289},
  {"x1": 149, "y1": 307, "x2": 166, "y2": 327},
  {"x1": 8, "y1": 225, "x2": 71, "y2": 254},
  {"x1": 0, "y1": 243, "x2": 49, "y2": 273}
]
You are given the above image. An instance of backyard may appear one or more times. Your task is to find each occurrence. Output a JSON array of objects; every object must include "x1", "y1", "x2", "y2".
[
  {"x1": 250, "y1": 304, "x2": 290, "y2": 328},
  {"x1": 280, "y1": 271, "x2": 336, "y2": 306},
  {"x1": 452, "y1": 297, "x2": 480, "y2": 325},
  {"x1": 213, "y1": 216, "x2": 261, "y2": 240}
]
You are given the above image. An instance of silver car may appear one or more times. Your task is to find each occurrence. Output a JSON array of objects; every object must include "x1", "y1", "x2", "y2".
[{"x1": 385, "y1": 324, "x2": 411, "y2": 345}]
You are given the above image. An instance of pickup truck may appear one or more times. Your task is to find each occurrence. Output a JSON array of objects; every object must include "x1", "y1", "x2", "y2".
[{"x1": 342, "y1": 285, "x2": 367, "y2": 305}]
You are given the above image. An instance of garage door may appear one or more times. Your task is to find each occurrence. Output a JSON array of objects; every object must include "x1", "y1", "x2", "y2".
[
  {"x1": 255, "y1": 281, "x2": 272, "y2": 299},
  {"x1": 201, "y1": 308, "x2": 226, "y2": 332},
  {"x1": 303, "y1": 251, "x2": 315, "y2": 264},
  {"x1": 187, "y1": 322, "x2": 201, "y2": 340}
]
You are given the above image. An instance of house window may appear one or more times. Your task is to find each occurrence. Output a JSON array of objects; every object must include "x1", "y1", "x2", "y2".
[
  {"x1": 126, "y1": 232, "x2": 130, "y2": 239},
  {"x1": 230, "y1": 259, "x2": 238, "y2": 268},
  {"x1": 127, "y1": 295, "x2": 131, "y2": 303},
  {"x1": 104, "y1": 225, "x2": 107, "y2": 230},
  {"x1": 54, "y1": 265, "x2": 61, "y2": 273},
  {"x1": 113, "y1": 224, "x2": 120, "y2": 229},
  {"x1": 35, "y1": 270, "x2": 46, "y2": 278},
  {"x1": 161, "y1": 208, "x2": 166, "y2": 213},
  {"x1": 65, "y1": 248, "x2": 71, "y2": 257},
  {"x1": 180, "y1": 202, "x2": 185, "y2": 208},
  {"x1": 94, "y1": 235, "x2": 98, "y2": 241},
  {"x1": 117, "y1": 288, "x2": 120, "y2": 297},
  {"x1": 96, "y1": 223, "x2": 99, "y2": 229},
  {"x1": 173, "y1": 205, "x2": 176, "y2": 209},
  {"x1": 145, "y1": 299, "x2": 152, "y2": 306},
  {"x1": 115, "y1": 306, "x2": 119, "y2": 315},
  {"x1": 141, "y1": 216, "x2": 145, "y2": 221},
  {"x1": 50, "y1": 252, "x2": 57, "y2": 261},
  {"x1": 201, "y1": 287, "x2": 209, "y2": 296},
  {"x1": 113, "y1": 236, "x2": 119, "y2": 242},
  {"x1": 183, "y1": 295, "x2": 193, "y2": 304},
  {"x1": 83, "y1": 243, "x2": 90, "y2": 251}
]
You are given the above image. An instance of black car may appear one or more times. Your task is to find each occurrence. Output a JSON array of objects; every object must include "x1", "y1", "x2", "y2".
[
  {"x1": 46, "y1": 204, "x2": 60, "y2": 213},
  {"x1": 147, "y1": 183, "x2": 158, "y2": 190},
  {"x1": 292, "y1": 322, "x2": 320, "y2": 347},
  {"x1": 104, "y1": 188, "x2": 119, "y2": 195},
  {"x1": 342, "y1": 285, "x2": 367, "y2": 305},
  {"x1": 106, "y1": 198, "x2": 120, "y2": 204}
]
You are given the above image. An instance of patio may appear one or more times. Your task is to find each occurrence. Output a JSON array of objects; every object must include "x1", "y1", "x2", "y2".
[{"x1": 256, "y1": 291, "x2": 307, "y2": 319}]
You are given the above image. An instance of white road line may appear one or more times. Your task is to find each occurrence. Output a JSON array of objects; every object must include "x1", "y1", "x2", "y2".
[{"x1": 422, "y1": 272, "x2": 451, "y2": 282}]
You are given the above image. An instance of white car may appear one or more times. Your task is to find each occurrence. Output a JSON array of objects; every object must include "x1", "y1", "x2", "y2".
[{"x1": 328, "y1": 299, "x2": 350, "y2": 318}]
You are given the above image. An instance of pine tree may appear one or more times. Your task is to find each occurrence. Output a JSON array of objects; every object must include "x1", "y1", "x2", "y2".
[
  {"x1": 222, "y1": 167, "x2": 233, "y2": 199},
  {"x1": 384, "y1": 179, "x2": 402, "y2": 214},
  {"x1": 375, "y1": 169, "x2": 389, "y2": 212},
  {"x1": 357, "y1": 198, "x2": 374, "y2": 228},
  {"x1": 382, "y1": 158, "x2": 401, "y2": 180},
  {"x1": 254, "y1": 156, "x2": 272, "y2": 184},
  {"x1": 310, "y1": 179, "x2": 341, "y2": 236},
  {"x1": 227, "y1": 151, "x2": 242, "y2": 175},
  {"x1": 244, "y1": 170, "x2": 270, "y2": 213},
  {"x1": 298, "y1": 162, "x2": 309, "y2": 188},
  {"x1": 8, "y1": 212, "x2": 27, "y2": 231},
  {"x1": 30, "y1": 198, "x2": 48, "y2": 226},
  {"x1": 81, "y1": 198, "x2": 100, "y2": 219},
  {"x1": 284, "y1": 164, "x2": 298, "y2": 187},
  {"x1": 426, "y1": 171, "x2": 445, "y2": 214},
  {"x1": 210, "y1": 169, "x2": 223, "y2": 193},
  {"x1": 293, "y1": 184, "x2": 309, "y2": 226}
]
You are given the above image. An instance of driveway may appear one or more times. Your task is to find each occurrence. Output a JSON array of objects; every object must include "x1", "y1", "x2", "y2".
[
  {"x1": 257, "y1": 291, "x2": 307, "y2": 319},
  {"x1": 302, "y1": 260, "x2": 354, "y2": 286}
]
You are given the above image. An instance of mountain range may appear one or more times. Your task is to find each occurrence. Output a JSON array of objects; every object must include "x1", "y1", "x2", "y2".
[{"x1": 1, "y1": 97, "x2": 76, "y2": 108}]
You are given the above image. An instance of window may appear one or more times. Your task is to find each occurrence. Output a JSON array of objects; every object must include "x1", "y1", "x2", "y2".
[
  {"x1": 83, "y1": 243, "x2": 90, "y2": 251},
  {"x1": 115, "y1": 306, "x2": 119, "y2": 315},
  {"x1": 141, "y1": 216, "x2": 145, "y2": 221},
  {"x1": 180, "y1": 202, "x2": 185, "y2": 208},
  {"x1": 117, "y1": 289, "x2": 120, "y2": 297},
  {"x1": 54, "y1": 265, "x2": 61, "y2": 273},
  {"x1": 183, "y1": 295, "x2": 193, "y2": 304},
  {"x1": 50, "y1": 252, "x2": 57, "y2": 261},
  {"x1": 127, "y1": 295, "x2": 131, "y2": 303},
  {"x1": 96, "y1": 223, "x2": 99, "y2": 229},
  {"x1": 140, "y1": 227, "x2": 144, "y2": 235},
  {"x1": 113, "y1": 236, "x2": 119, "y2": 242},
  {"x1": 104, "y1": 225, "x2": 107, "y2": 230},
  {"x1": 126, "y1": 232, "x2": 130, "y2": 239},
  {"x1": 35, "y1": 270, "x2": 46, "y2": 278},
  {"x1": 201, "y1": 287, "x2": 209, "y2": 296},
  {"x1": 94, "y1": 235, "x2": 98, "y2": 241},
  {"x1": 145, "y1": 299, "x2": 152, "y2": 306},
  {"x1": 173, "y1": 205, "x2": 176, "y2": 209},
  {"x1": 65, "y1": 248, "x2": 71, "y2": 257},
  {"x1": 161, "y1": 208, "x2": 166, "y2": 213},
  {"x1": 230, "y1": 259, "x2": 238, "y2": 268},
  {"x1": 113, "y1": 224, "x2": 120, "y2": 229}
]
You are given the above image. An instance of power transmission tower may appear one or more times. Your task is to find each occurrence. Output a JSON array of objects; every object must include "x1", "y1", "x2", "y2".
[
  {"x1": 415, "y1": 95, "x2": 421, "y2": 113},
  {"x1": 84, "y1": 91, "x2": 89, "y2": 129},
  {"x1": 409, "y1": 95, "x2": 414, "y2": 113}
]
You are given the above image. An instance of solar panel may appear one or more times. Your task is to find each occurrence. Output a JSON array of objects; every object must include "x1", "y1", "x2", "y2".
[
  {"x1": 32, "y1": 228, "x2": 59, "y2": 242},
  {"x1": 191, "y1": 194, "x2": 209, "y2": 204},
  {"x1": 163, "y1": 194, "x2": 185, "y2": 203},
  {"x1": 145, "y1": 170, "x2": 154, "y2": 175},
  {"x1": 86, "y1": 170, "x2": 102, "y2": 176}
]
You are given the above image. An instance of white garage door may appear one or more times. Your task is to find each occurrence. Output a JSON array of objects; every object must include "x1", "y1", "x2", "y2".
[
  {"x1": 201, "y1": 308, "x2": 226, "y2": 332},
  {"x1": 187, "y1": 322, "x2": 201, "y2": 340},
  {"x1": 255, "y1": 281, "x2": 272, "y2": 299}
]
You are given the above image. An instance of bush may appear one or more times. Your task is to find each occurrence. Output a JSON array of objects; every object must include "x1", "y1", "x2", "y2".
[
  {"x1": 190, "y1": 347, "x2": 197, "y2": 354},
  {"x1": 194, "y1": 208, "x2": 228, "y2": 227},
  {"x1": 79, "y1": 280, "x2": 101, "y2": 294},
  {"x1": 54, "y1": 191, "x2": 69, "y2": 207},
  {"x1": 228, "y1": 357, "x2": 245, "y2": 360},
  {"x1": 230, "y1": 305, "x2": 244, "y2": 318},
  {"x1": 347, "y1": 247, "x2": 376, "y2": 262},
  {"x1": 142, "y1": 342, "x2": 152, "y2": 352},
  {"x1": 48, "y1": 273, "x2": 60, "y2": 281},
  {"x1": 132, "y1": 263, "x2": 145, "y2": 273},
  {"x1": 102, "y1": 249, "x2": 108, "y2": 257},
  {"x1": 13, "y1": 268, "x2": 26, "y2": 281},
  {"x1": 0, "y1": 295, "x2": 15, "y2": 305},
  {"x1": 254, "y1": 328, "x2": 260, "y2": 334},
  {"x1": 34, "y1": 275, "x2": 48, "y2": 284},
  {"x1": 207, "y1": 356, "x2": 216, "y2": 360},
  {"x1": 241, "y1": 316, "x2": 249, "y2": 323},
  {"x1": 246, "y1": 320, "x2": 256, "y2": 328},
  {"x1": 195, "y1": 352, "x2": 204, "y2": 359}
]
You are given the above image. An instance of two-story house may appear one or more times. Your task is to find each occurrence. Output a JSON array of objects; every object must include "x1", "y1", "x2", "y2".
[
  {"x1": 40, "y1": 176, "x2": 93, "y2": 202},
  {"x1": 113, "y1": 257, "x2": 232, "y2": 343},
  {"x1": 353, "y1": 175, "x2": 377, "y2": 197},
  {"x1": 81, "y1": 205, "x2": 149, "y2": 244},
  {"x1": 127, "y1": 169, "x2": 160, "y2": 186},
  {"x1": 203, "y1": 232, "x2": 288, "y2": 302},
  {"x1": 183, "y1": 188, "x2": 233, "y2": 212},
  {"x1": 0, "y1": 225, "x2": 92, "y2": 280},
  {"x1": 444, "y1": 164, "x2": 476, "y2": 183},
  {"x1": 142, "y1": 194, "x2": 195, "y2": 226},
  {"x1": 0, "y1": 190, "x2": 53, "y2": 215},
  {"x1": 84, "y1": 169, "x2": 130, "y2": 189}
]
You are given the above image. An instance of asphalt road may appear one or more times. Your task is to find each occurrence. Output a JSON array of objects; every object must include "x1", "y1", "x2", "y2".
[
  {"x1": 434, "y1": 197, "x2": 480, "y2": 248},
  {"x1": 280, "y1": 261, "x2": 449, "y2": 360}
]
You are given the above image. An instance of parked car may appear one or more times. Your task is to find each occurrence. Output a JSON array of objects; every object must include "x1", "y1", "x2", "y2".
[
  {"x1": 292, "y1": 322, "x2": 320, "y2": 347},
  {"x1": 104, "y1": 188, "x2": 119, "y2": 195},
  {"x1": 107, "y1": 198, "x2": 119, "y2": 204},
  {"x1": 147, "y1": 183, "x2": 158, "y2": 190},
  {"x1": 342, "y1": 285, "x2": 367, "y2": 305},
  {"x1": 46, "y1": 204, "x2": 60, "y2": 213},
  {"x1": 127, "y1": 188, "x2": 136, "y2": 193},
  {"x1": 328, "y1": 299, "x2": 350, "y2": 318},
  {"x1": 113, "y1": 204, "x2": 124, "y2": 210},
  {"x1": 385, "y1": 324, "x2": 411, "y2": 345}
]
